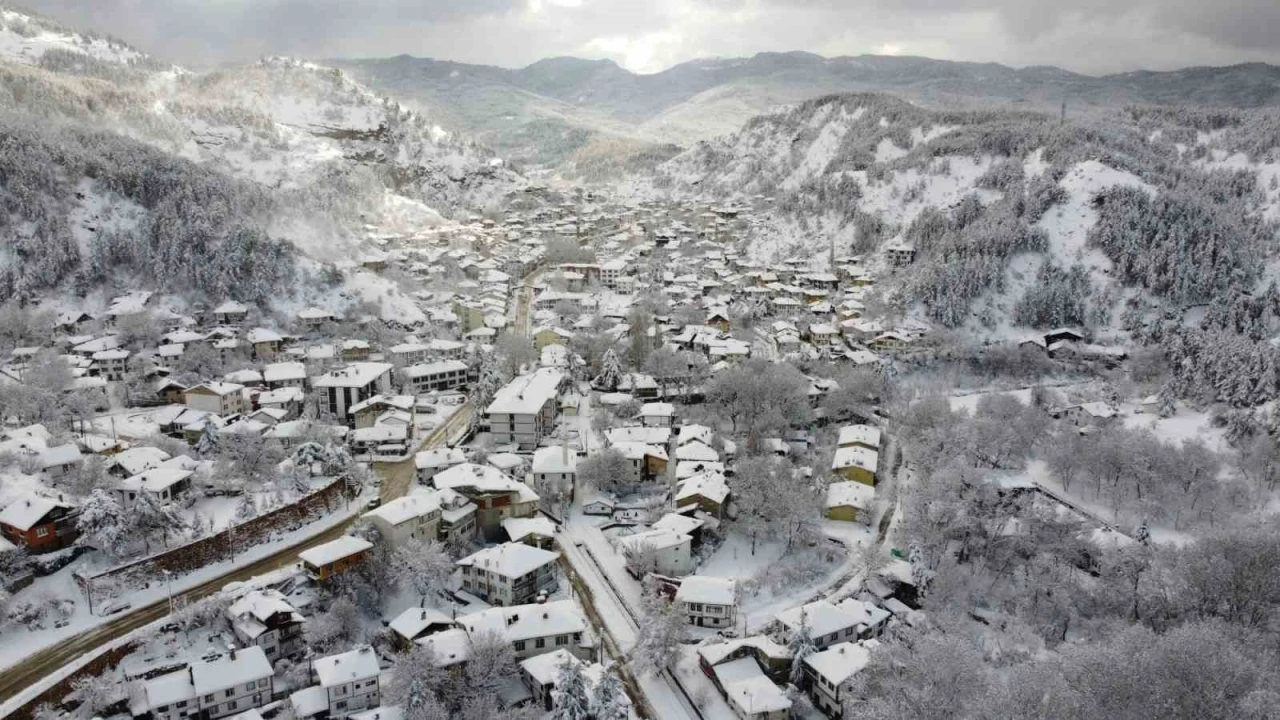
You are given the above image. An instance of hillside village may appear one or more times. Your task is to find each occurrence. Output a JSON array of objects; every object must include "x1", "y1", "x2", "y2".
[
  {"x1": 1, "y1": 173, "x2": 1198, "y2": 720},
  {"x1": 3, "y1": 4, "x2": 1280, "y2": 720}
]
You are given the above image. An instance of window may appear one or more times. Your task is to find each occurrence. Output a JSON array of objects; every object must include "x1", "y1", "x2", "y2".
[
  {"x1": 205, "y1": 695, "x2": 215, "y2": 703},
  {"x1": 514, "y1": 640, "x2": 526, "y2": 651},
  {"x1": 227, "y1": 701, "x2": 237, "y2": 711},
  {"x1": 556, "y1": 634, "x2": 568, "y2": 646},
  {"x1": 246, "y1": 683, "x2": 256, "y2": 691},
  {"x1": 845, "y1": 627, "x2": 854, "y2": 636},
  {"x1": 225, "y1": 690, "x2": 235, "y2": 698},
  {"x1": 258, "y1": 680, "x2": 268, "y2": 688},
  {"x1": 336, "y1": 701, "x2": 347, "y2": 710},
  {"x1": 157, "y1": 705, "x2": 169, "y2": 713},
  {"x1": 35, "y1": 526, "x2": 48, "y2": 538},
  {"x1": 176, "y1": 701, "x2": 187, "y2": 709},
  {"x1": 535, "y1": 638, "x2": 545, "y2": 649}
]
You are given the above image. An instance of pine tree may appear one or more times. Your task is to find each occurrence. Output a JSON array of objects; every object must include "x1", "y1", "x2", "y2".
[
  {"x1": 594, "y1": 348, "x2": 623, "y2": 392},
  {"x1": 550, "y1": 653, "x2": 591, "y2": 720},
  {"x1": 1135, "y1": 520, "x2": 1151, "y2": 546},
  {"x1": 788, "y1": 610, "x2": 816, "y2": 687},
  {"x1": 589, "y1": 666, "x2": 630, "y2": 720},
  {"x1": 196, "y1": 422, "x2": 220, "y2": 457},
  {"x1": 234, "y1": 491, "x2": 257, "y2": 521},
  {"x1": 75, "y1": 489, "x2": 128, "y2": 557},
  {"x1": 1157, "y1": 381, "x2": 1177, "y2": 419}
]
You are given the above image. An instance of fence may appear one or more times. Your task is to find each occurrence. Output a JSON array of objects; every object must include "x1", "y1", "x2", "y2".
[{"x1": 77, "y1": 477, "x2": 355, "y2": 600}]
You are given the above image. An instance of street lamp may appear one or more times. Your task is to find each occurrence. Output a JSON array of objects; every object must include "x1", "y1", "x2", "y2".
[{"x1": 161, "y1": 568, "x2": 174, "y2": 617}]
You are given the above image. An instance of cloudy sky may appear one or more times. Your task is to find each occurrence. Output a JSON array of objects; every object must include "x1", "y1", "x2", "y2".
[{"x1": 19, "y1": 0, "x2": 1280, "y2": 74}]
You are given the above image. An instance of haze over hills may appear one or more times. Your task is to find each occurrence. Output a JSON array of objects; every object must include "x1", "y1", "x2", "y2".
[{"x1": 334, "y1": 51, "x2": 1280, "y2": 173}]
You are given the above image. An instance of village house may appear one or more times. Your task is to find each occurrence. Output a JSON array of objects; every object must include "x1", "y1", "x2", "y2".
[
  {"x1": 676, "y1": 471, "x2": 731, "y2": 517},
  {"x1": 213, "y1": 301, "x2": 250, "y2": 325},
  {"x1": 459, "y1": 600, "x2": 594, "y2": 662},
  {"x1": 262, "y1": 362, "x2": 308, "y2": 390},
  {"x1": 825, "y1": 481, "x2": 877, "y2": 524},
  {"x1": 639, "y1": 401, "x2": 676, "y2": 427},
  {"x1": 803, "y1": 641, "x2": 875, "y2": 718},
  {"x1": 0, "y1": 496, "x2": 79, "y2": 553},
  {"x1": 435, "y1": 487, "x2": 479, "y2": 545},
  {"x1": 184, "y1": 382, "x2": 248, "y2": 416},
  {"x1": 116, "y1": 466, "x2": 194, "y2": 508},
  {"x1": 313, "y1": 363, "x2": 394, "y2": 423},
  {"x1": 388, "y1": 607, "x2": 458, "y2": 650},
  {"x1": 456, "y1": 541, "x2": 560, "y2": 606},
  {"x1": 132, "y1": 646, "x2": 274, "y2": 720},
  {"x1": 340, "y1": 339, "x2": 372, "y2": 362},
  {"x1": 247, "y1": 328, "x2": 284, "y2": 359},
  {"x1": 432, "y1": 463, "x2": 539, "y2": 541},
  {"x1": 388, "y1": 342, "x2": 430, "y2": 366},
  {"x1": 531, "y1": 445, "x2": 577, "y2": 499},
  {"x1": 225, "y1": 589, "x2": 307, "y2": 663},
  {"x1": 675, "y1": 576, "x2": 738, "y2": 629},
  {"x1": 831, "y1": 445, "x2": 878, "y2": 486},
  {"x1": 299, "y1": 536, "x2": 373, "y2": 582},
  {"x1": 776, "y1": 599, "x2": 890, "y2": 650},
  {"x1": 349, "y1": 395, "x2": 415, "y2": 430},
  {"x1": 414, "y1": 447, "x2": 467, "y2": 482},
  {"x1": 502, "y1": 516, "x2": 558, "y2": 550},
  {"x1": 485, "y1": 367, "x2": 565, "y2": 450},
  {"x1": 361, "y1": 492, "x2": 442, "y2": 550},
  {"x1": 92, "y1": 349, "x2": 130, "y2": 380},
  {"x1": 616, "y1": 528, "x2": 693, "y2": 577},
  {"x1": 39, "y1": 443, "x2": 83, "y2": 477},
  {"x1": 311, "y1": 646, "x2": 381, "y2": 718}
]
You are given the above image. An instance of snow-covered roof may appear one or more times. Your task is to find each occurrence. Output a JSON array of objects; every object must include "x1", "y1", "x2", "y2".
[
  {"x1": 119, "y1": 467, "x2": 192, "y2": 494},
  {"x1": 677, "y1": 424, "x2": 715, "y2": 446},
  {"x1": 531, "y1": 445, "x2": 577, "y2": 474},
  {"x1": 612, "y1": 441, "x2": 667, "y2": 462},
  {"x1": 213, "y1": 301, "x2": 249, "y2": 314},
  {"x1": 640, "y1": 402, "x2": 674, "y2": 417},
  {"x1": 675, "y1": 440, "x2": 718, "y2": 462},
  {"x1": 404, "y1": 360, "x2": 469, "y2": 378},
  {"x1": 486, "y1": 368, "x2": 564, "y2": 416},
  {"x1": 415, "y1": 627, "x2": 472, "y2": 667},
  {"x1": 675, "y1": 576, "x2": 736, "y2": 606},
  {"x1": 313, "y1": 646, "x2": 380, "y2": 687},
  {"x1": 313, "y1": 362, "x2": 393, "y2": 388},
  {"x1": 652, "y1": 512, "x2": 703, "y2": 536},
  {"x1": 520, "y1": 648, "x2": 580, "y2": 686},
  {"x1": 502, "y1": 516, "x2": 557, "y2": 543},
  {"x1": 616, "y1": 528, "x2": 690, "y2": 553},
  {"x1": 299, "y1": 535, "x2": 373, "y2": 567},
  {"x1": 364, "y1": 493, "x2": 441, "y2": 527},
  {"x1": 414, "y1": 447, "x2": 466, "y2": 470},
  {"x1": 460, "y1": 600, "x2": 586, "y2": 644},
  {"x1": 605, "y1": 426, "x2": 671, "y2": 446},
  {"x1": 187, "y1": 381, "x2": 244, "y2": 397},
  {"x1": 433, "y1": 463, "x2": 523, "y2": 494},
  {"x1": 263, "y1": 362, "x2": 307, "y2": 383},
  {"x1": 110, "y1": 446, "x2": 172, "y2": 475},
  {"x1": 715, "y1": 657, "x2": 791, "y2": 714},
  {"x1": 0, "y1": 496, "x2": 73, "y2": 532},
  {"x1": 456, "y1": 541, "x2": 558, "y2": 579},
  {"x1": 350, "y1": 707, "x2": 403, "y2": 720},
  {"x1": 677, "y1": 471, "x2": 730, "y2": 505},
  {"x1": 826, "y1": 481, "x2": 876, "y2": 510},
  {"x1": 289, "y1": 686, "x2": 330, "y2": 718},
  {"x1": 389, "y1": 606, "x2": 456, "y2": 641},
  {"x1": 40, "y1": 443, "x2": 82, "y2": 469},
  {"x1": 190, "y1": 646, "x2": 272, "y2": 696},
  {"x1": 832, "y1": 445, "x2": 878, "y2": 473},
  {"x1": 837, "y1": 424, "x2": 881, "y2": 449},
  {"x1": 136, "y1": 670, "x2": 197, "y2": 714},
  {"x1": 698, "y1": 635, "x2": 792, "y2": 667},
  {"x1": 777, "y1": 600, "x2": 863, "y2": 639}
]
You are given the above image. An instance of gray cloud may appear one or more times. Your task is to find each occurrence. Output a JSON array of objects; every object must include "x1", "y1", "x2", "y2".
[{"x1": 13, "y1": 0, "x2": 1280, "y2": 73}]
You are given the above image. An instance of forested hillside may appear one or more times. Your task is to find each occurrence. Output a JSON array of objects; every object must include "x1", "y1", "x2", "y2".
[{"x1": 0, "y1": 6, "x2": 523, "y2": 311}]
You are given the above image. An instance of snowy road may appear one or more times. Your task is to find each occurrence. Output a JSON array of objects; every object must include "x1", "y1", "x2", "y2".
[{"x1": 559, "y1": 527, "x2": 704, "y2": 720}]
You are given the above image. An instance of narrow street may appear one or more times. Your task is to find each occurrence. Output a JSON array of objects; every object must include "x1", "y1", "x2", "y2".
[{"x1": 0, "y1": 405, "x2": 470, "y2": 712}]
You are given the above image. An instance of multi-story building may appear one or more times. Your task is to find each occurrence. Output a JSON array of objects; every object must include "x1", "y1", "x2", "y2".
[
  {"x1": 403, "y1": 360, "x2": 469, "y2": 394},
  {"x1": 299, "y1": 536, "x2": 373, "y2": 582},
  {"x1": 361, "y1": 492, "x2": 442, "y2": 550},
  {"x1": 312, "y1": 363, "x2": 393, "y2": 422},
  {"x1": 225, "y1": 589, "x2": 307, "y2": 662},
  {"x1": 674, "y1": 576, "x2": 738, "y2": 629},
  {"x1": 458, "y1": 600, "x2": 594, "y2": 662},
  {"x1": 803, "y1": 641, "x2": 875, "y2": 718},
  {"x1": 456, "y1": 541, "x2": 559, "y2": 606},
  {"x1": 0, "y1": 496, "x2": 78, "y2": 554},
  {"x1": 184, "y1": 382, "x2": 248, "y2": 416},
  {"x1": 484, "y1": 368, "x2": 564, "y2": 450},
  {"x1": 312, "y1": 646, "x2": 380, "y2": 718},
  {"x1": 190, "y1": 646, "x2": 275, "y2": 720},
  {"x1": 432, "y1": 463, "x2": 538, "y2": 541}
]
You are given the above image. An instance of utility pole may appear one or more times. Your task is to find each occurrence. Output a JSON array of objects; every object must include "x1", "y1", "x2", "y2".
[{"x1": 162, "y1": 568, "x2": 174, "y2": 616}]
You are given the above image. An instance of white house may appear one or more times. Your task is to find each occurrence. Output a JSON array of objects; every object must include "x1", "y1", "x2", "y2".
[
  {"x1": 184, "y1": 382, "x2": 247, "y2": 416},
  {"x1": 776, "y1": 599, "x2": 890, "y2": 650},
  {"x1": 531, "y1": 445, "x2": 576, "y2": 498},
  {"x1": 639, "y1": 402, "x2": 676, "y2": 428},
  {"x1": 225, "y1": 590, "x2": 306, "y2": 662},
  {"x1": 458, "y1": 600, "x2": 593, "y2": 661},
  {"x1": 312, "y1": 646, "x2": 380, "y2": 718},
  {"x1": 803, "y1": 640, "x2": 875, "y2": 718},
  {"x1": 456, "y1": 541, "x2": 559, "y2": 606},
  {"x1": 675, "y1": 576, "x2": 737, "y2": 629},
  {"x1": 414, "y1": 447, "x2": 467, "y2": 482},
  {"x1": 485, "y1": 368, "x2": 564, "y2": 450},
  {"x1": 615, "y1": 529, "x2": 693, "y2": 577},
  {"x1": 263, "y1": 362, "x2": 308, "y2": 389},
  {"x1": 361, "y1": 492, "x2": 442, "y2": 550},
  {"x1": 190, "y1": 646, "x2": 275, "y2": 720},
  {"x1": 313, "y1": 363, "x2": 394, "y2": 422}
]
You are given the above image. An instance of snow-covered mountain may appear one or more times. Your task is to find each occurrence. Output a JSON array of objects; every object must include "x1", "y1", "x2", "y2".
[
  {"x1": 633, "y1": 93, "x2": 1280, "y2": 342},
  {"x1": 335, "y1": 51, "x2": 1280, "y2": 176},
  {"x1": 0, "y1": 5, "x2": 523, "y2": 308}
]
